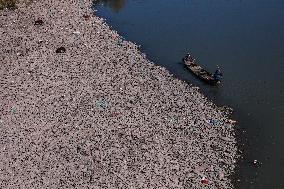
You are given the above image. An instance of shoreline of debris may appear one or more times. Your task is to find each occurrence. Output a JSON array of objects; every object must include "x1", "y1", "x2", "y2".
[{"x1": 0, "y1": 0, "x2": 237, "y2": 188}]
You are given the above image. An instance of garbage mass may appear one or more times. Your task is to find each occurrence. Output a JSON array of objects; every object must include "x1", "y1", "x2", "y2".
[
  {"x1": 0, "y1": 0, "x2": 237, "y2": 188},
  {"x1": 55, "y1": 46, "x2": 66, "y2": 53},
  {"x1": 34, "y1": 19, "x2": 44, "y2": 26}
]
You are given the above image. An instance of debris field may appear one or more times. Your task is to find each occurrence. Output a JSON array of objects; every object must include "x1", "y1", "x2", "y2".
[{"x1": 0, "y1": 0, "x2": 237, "y2": 188}]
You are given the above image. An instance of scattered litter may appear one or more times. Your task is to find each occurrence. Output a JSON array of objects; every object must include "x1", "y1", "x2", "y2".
[
  {"x1": 110, "y1": 112, "x2": 120, "y2": 117},
  {"x1": 83, "y1": 14, "x2": 91, "y2": 20},
  {"x1": 96, "y1": 99, "x2": 108, "y2": 109},
  {"x1": 252, "y1": 159, "x2": 262, "y2": 167},
  {"x1": 56, "y1": 47, "x2": 66, "y2": 53},
  {"x1": 218, "y1": 106, "x2": 234, "y2": 115},
  {"x1": 227, "y1": 119, "x2": 237, "y2": 125},
  {"x1": 34, "y1": 19, "x2": 44, "y2": 26},
  {"x1": 191, "y1": 86, "x2": 200, "y2": 91},
  {"x1": 207, "y1": 119, "x2": 223, "y2": 126},
  {"x1": 11, "y1": 107, "x2": 17, "y2": 113},
  {"x1": 73, "y1": 31, "x2": 81, "y2": 35},
  {"x1": 201, "y1": 177, "x2": 209, "y2": 184},
  {"x1": 117, "y1": 41, "x2": 122, "y2": 46},
  {"x1": 219, "y1": 171, "x2": 225, "y2": 180},
  {"x1": 169, "y1": 116, "x2": 179, "y2": 124},
  {"x1": 0, "y1": 1, "x2": 237, "y2": 187}
]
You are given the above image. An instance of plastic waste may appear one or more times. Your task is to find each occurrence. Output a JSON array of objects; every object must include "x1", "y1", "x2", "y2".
[
  {"x1": 34, "y1": 19, "x2": 44, "y2": 26},
  {"x1": 11, "y1": 107, "x2": 17, "y2": 113},
  {"x1": 96, "y1": 99, "x2": 108, "y2": 109},
  {"x1": 227, "y1": 119, "x2": 237, "y2": 125},
  {"x1": 219, "y1": 171, "x2": 225, "y2": 180},
  {"x1": 83, "y1": 14, "x2": 91, "y2": 20},
  {"x1": 201, "y1": 177, "x2": 209, "y2": 184},
  {"x1": 170, "y1": 116, "x2": 179, "y2": 124},
  {"x1": 252, "y1": 159, "x2": 262, "y2": 167},
  {"x1": 110, "y1": 112, "x2": 120, "y2": 117},
  {"x1": 56, "y1": 47, "x2": 66, "y2": 53},
  {"x1": 207, "y1": 119, "x2": 223, "y2": 126},
  {"x1": 73, "y1": 31, "x2": 81, "y2": 35}
]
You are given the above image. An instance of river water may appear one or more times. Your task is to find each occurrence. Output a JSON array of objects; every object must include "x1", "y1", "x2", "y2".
[{"x1": 92, "y1": 0, "x2": 284, "y2": 188}]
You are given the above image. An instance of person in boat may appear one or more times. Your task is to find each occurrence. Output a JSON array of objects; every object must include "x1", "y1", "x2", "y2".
[
  {"x1": 213, "y1": 66, "x2": 223, "y2": 81},
  {"x1": 186, "y1": 53, "x2": 191, "y2": 60},
  {"x1": 186, "y1": 53, "x2": 195, "y2": 63}
]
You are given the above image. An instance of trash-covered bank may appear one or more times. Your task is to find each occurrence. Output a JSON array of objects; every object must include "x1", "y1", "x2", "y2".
[{"x1": 0, "y1": 0, "x2": 237, "y2": 188}]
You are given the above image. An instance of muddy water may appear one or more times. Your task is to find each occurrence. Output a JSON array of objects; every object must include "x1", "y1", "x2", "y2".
[{"x1": 92, "y1": 0, "x2": 284, "y2": 188}]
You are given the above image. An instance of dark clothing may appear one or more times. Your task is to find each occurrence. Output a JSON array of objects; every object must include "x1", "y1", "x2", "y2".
[{"x1": 213, "y1": 69, "x2": 223, "y2": 81}]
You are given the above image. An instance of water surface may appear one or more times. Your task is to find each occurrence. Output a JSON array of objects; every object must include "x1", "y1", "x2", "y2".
[{"x1": 92, "y1": 0, "x2": 284, "y2": 188}]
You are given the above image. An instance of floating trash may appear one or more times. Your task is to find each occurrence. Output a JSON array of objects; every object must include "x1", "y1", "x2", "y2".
[
  {"x1": 252, "y1": 159, "x2": 262, "y2": 167},
  {"x1": 139, "y1": 70, "x2": 147, "y2": 79},
  {"x1": 110, "y1": 112, "x2": 120, "y2": 117},
  {"x1": 34, "y1": 19, "x2": 44, "y2": 26},
  {"x1": 169, "y1": 116, "x2": 179, "y2": 124},
  {"x1": 11, "y1": 107, "x2": 17, "y2": 113},
  {"x1": 79, "y1": 0, "x2": 84, "y2": 6},
  {"x1": 201, "y1": 177, "x2": 209, "y2": 184},
  {"x1": 218, "y1": 105, "x2": 234, "y2": 115},
  {"x1": 207, "y1": 119, "x2": 223, "y2": 126},
  {"x1": 117, "y1": 41, "x2": 122, "y2": 46},
  {"x1": 96, "y1": 99, "x2": 108, "y2": 109},
  {"x1": 83, "y1": 14, "x2": 91, "y2": 20},
  {"x1": 73, "y1": 31, "x2": 81, "y2": 36},
  {"x1": 227, "y1": 119, "x2": 237, "y2": 125},
  {"x1": 73, "y1": 31, "x2": 81, "y2": 38},
  {"x1": 219, "y1": 171, "x2": 225, "y2": 180},
  {"x1": 56, "y1": 47, "x2": 66, "y2": 53}
]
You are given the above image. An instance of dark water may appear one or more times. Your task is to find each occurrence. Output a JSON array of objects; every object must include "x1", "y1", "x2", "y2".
[{"x1": 92, "y1": 0, "x2": 284, "y2": 188}]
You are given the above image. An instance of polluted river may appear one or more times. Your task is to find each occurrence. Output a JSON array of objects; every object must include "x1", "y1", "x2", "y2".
[{"x1": 93, "y1": 0, "x2": 284, "y2": 188}]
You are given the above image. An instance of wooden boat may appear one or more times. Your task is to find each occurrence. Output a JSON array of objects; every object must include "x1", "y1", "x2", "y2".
[{"x1": 182, "y1": 55, "x2": 221, "y2": 85}]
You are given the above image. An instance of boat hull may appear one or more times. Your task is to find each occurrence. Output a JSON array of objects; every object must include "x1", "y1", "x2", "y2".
[{"x1": 182, "y1": 57, "x2": 220, "y2": 85}]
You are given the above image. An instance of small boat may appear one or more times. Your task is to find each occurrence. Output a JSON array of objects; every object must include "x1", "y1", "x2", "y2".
[{"x1": 182, "y1": 54, "x2": 222, "y2": 85}]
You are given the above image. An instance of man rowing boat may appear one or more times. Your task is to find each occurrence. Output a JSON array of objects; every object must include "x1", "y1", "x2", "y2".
[
  {"x1": 213, "y1": 65, "x2": 223, "y2": 81},
  {"x1": 186, "y1": 53, "x2": 195, "y2": 63}
]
